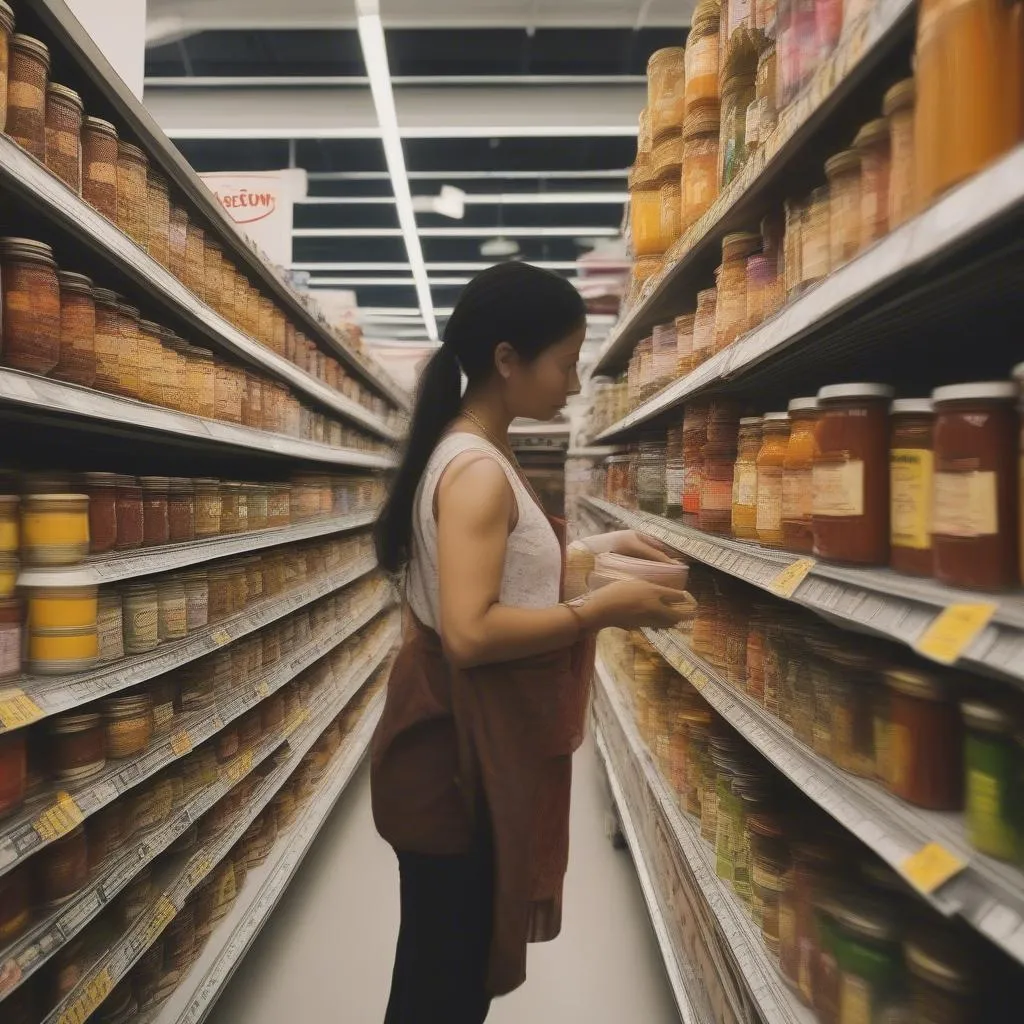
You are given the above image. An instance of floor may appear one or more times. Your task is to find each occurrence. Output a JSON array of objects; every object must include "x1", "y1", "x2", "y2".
[{"x1": 207, "y1": 735, "x2": 680, "y2": 1023}]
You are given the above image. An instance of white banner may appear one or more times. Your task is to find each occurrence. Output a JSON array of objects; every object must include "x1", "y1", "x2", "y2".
[{"x1": 199, "y1": 169, "x2": 308, "y2": 269}]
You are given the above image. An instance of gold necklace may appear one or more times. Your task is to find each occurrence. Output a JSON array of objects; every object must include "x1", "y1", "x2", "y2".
[{"x1": 459, "y1": 408, "x2": 546, "y2": 511}]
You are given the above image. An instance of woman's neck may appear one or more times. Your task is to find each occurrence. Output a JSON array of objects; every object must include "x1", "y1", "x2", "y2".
[{"x1": 459, "y1": 387, "x2": 513, "y2": 446}]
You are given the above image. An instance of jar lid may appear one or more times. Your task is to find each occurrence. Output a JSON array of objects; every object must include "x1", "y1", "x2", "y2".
[
  {"x1": 890, "y1": 397, "x2": 934, "y2": 415},
  {"x1": 905, "y1": 937, "x2": 976, "y2": 994},
  {"x1": 139, "y1": 319, "x2": 165, "y2": 336},
  {"x1": 169, "y1": 477, "x2": 194, "y2": 492},
  {"x1": 124, "y1": 581, "x2": 159, "y2": 594},
  {"x1": 647, "y1": 46, "x2": 686, "y2": 69},
  {"x1": 722, "y1": 231, "x2": 761, "y2": 262},
  {"x1": 787, "y1": 397, "x2": 819, "y2": 413},
  {"x1": 102, "y1": 693, "x2": 151, "y2": 710},
  {"x1": 762, "y1": 411, "x2": 789, "y2": 422},
  {"x1": 147, "y1": 171, "x2": 170, "y2": 192},
  {"x1": 47, "y1": 82, "x2": 84, "y2": 110},
  {"x1": 0, "y1": 494, "x2": 17, "y2": 508},
  {"x1": 884, "y1": 666, "x2": 952, "y2": 701},
  {"x1": 49, "y1": 710, "x2": 102, "y2": 733},
  {"x1": 116, "y1": 303, "x2": 141, "y2": 319},
  {"x1": 117, "y1": 141, "x2": 148, "y2": 163},
  {"x1": 0, "y1": 2, "x2": 14, "y2": 33},
  {"x1": 739, "y1": 415, "x2": 762, "y2": 426},
  {"x1": 961, "y1": 699, "x2": 1016, "y2": 734},
  {"x1": 0, "y1": 237, "x2": 55, "y2": 260},
  {"x1": 883, "y1": 78, "x2": 916, "y2": 117},
  {"x1": 116, "y1": 474, "x2": 140, "y2": 487},
  {"x1": 826, "y1": 896, "x2": 899, "y2": 943},
  {"x1": 11, "y1": 33, "x2": 51, "y2": 67},
  {"x1": 682, "y1": 103, "x2": 720, "y2": 138},
  {"x1": 23, "y1": 492, "x2": 88, "y2": 505},
  {"x1": 58, "y1": 271, "x2": 94, "y2": 292},
  {"x1": 92, "y1": 287, "x2": 122, "y2": 305},
  {"x1": 854, "y1": 118, "x2": 890, "y2": 150},
  {"x1": 824, "y1": 149, "x2": 860, "y2": 178},
  {"x1": 139, "y1": 476, "x2": 170, "y2": 489},
  {"x1": 932, "y1": 381, "x2": 1017, "y2": 404},
  {"x1": 84, "y1": 115, "x2": 118, "y2": 137},
  {"x1": 817, "y1": 383, "x2": 895, "y2": 402},
  {"x1": 194, "y1": 477, "x2": 220, "y2": 487}
]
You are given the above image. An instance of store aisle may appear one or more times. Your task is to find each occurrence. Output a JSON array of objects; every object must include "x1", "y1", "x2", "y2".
[{"x1": 207, "y1": 735, "x2": 679, "y2": 1023}]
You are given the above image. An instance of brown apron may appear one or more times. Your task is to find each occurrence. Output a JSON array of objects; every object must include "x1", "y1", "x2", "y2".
[{"x1": 371, "y1": 517, "x2": 596, "y2": 996}]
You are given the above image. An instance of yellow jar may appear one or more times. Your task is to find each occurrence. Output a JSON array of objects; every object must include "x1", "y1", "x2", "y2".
[
  {"x1": 0, "y1": 555, "x2": 15, "y2": 598},
  {"x1": 29, "y1": 586, "x2": 98, "y2": 629},
  {"x1": 756, "y1": 412, "x2": 791, "y2": 547},
  {"x1": 0, "y1": 495, "x2": 17, "y2": 554},
  {"x1": 732, "y1": 417, "x2": 763, "y2": 539},
  {"x1": 630, "y1": 160, "x2": 664, "y2": 258},
  {"x1": 28, "y1": 625, "x2": 98, "y2": 674},
  {"x1": 21, "y1": 493, "x2": 90, "y2": 566}
]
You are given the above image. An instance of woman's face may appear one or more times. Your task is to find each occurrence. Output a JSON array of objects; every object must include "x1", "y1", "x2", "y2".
[{"x1": 500, "y1": 322, "x2": 586, "y2": 421}]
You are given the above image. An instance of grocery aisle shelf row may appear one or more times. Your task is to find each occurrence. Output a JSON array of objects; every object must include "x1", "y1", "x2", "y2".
[
  {"x1": 595, "y1": 144, "x2": 1024, "y2": 439},
  {"x1": 593, "y1": 727, "x2": 702, "y2": 1024},
  {"x1": 148, "y1": 689, "x2": 387, "y2": 1024},
  {"x1": 593, "y1": 659, "x2": 815, "y2": 1024},
  {"x1": 30, "y1": 0, "x2": 408, "y2": 412},
  {"x1": 0, "y1": 594, "x2": 395, "y2": 879},
  {"x1": 583, "y1": 497, "x2": 1024, "y2": 684},
  {"x1": 589, "y1": 0, "x2": 916, "y2": 375},
  {"x1": 0, "y1": 137, "x2": 402, "y2": 440},
  {"x1": 0, "y1": 371, "x2": 396, "y2": 469},
  {"x1": 641, "y1": 627, "x2": 1024, "y2": 965},
  {"x1": 3, "y1": 556, "x2": 380, "y2": 732},
  {"x1": 17, "y1": 510, "x2": 380, "y2": 589},
  {"x1": 41, "y1": 647, "x2": 390, "y2": 1024}
]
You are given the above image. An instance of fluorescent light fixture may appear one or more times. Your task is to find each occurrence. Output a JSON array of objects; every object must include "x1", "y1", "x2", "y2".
[{"x1": 356, "y1": 3, "x2": 438, "y2": 342}]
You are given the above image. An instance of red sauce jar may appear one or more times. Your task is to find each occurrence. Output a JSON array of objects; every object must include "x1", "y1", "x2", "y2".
[
  {"x1": 115, "y1": 475, "x2": 144, "y2": 550},
  {"x1": 168, "y1": 477, "x2": 195, "y2": 543},
  {"x1": 812, "y1": 384, "x2": 894, "y2": 565},
  {"x1": 0, "y1": 727, "x2": 26, "y2": 818},
  {"x1": 140, "y1": 476, "x2": 170, "y2": 547},
  {"x1": 931, "y1": 382, "x2": 1019, "y2": 590},
  {"x1": 80, "y1": 471, "x2": 119, "y2": 554}
]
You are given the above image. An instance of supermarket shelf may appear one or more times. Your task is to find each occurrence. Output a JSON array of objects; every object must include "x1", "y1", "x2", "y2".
[
  {"x1": 1, "y1": 556, "x2": 380, "y2": 734},
  {"x1": 593, "y1": 658, "x2": 815, "y2": 1024},
  {"x1": 17, "y1": 509, "x2": 379, "y2": 588},
  {"x1": 584, "y1": 497, "x2": 1024, "y2": 685},
  {"x1": 149, "y1": 690, "x2": 386, "y2": 1024},
  {"x1": 0, "y1": 370, "x2": 395, "y2": 468},
  {"x1": 39, "y1": 646, "x2": 391, "y2": 1024},
  {"x1": 593, "y1": 728, "x2": 702, "y2": 1024},
  {"x1": 0, "y1": 592, "x2": 394, "y2": 880},
  {"x1": 590, "y1": 0, "x2": 916, "y2": 376},
  {"x1": 27, "y1": 0, "x2": 408, "y2": 412},
  {"x1": 567, "y1": 446, "x2": 621, "y2": 458},
  {"x1": 641, "y1": 628, "x2": 1024, "y2": 965},
  {"x1": 0, "y1": 137, "x2": 402, "y2": 441}
]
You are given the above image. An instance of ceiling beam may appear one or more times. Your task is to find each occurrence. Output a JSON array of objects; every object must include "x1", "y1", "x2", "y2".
[
  {"x1": 298, "y1": 192, "x2": 628, "y2": 205},
  {"x1": 308, "y1": 170, "x2": 628, "y2": 181},
  {"x1": 291, "y1": 261, "x2": 587, "y2": 271},
  {"x1": 144, "y1": 75, "x2": 648, "y2": 87},
  {"x1": 293, "y1": 226, "x2": 620, "y2": 237}
]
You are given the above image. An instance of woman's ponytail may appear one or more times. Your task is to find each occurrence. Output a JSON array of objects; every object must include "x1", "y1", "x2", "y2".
[{"x1": 374, "y1": 344, "x2": 462, "y2": 572}]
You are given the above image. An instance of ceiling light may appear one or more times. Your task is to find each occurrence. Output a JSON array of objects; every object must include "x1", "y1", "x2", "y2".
[{"x1": 479, "y1": 237, "x2": 521, "y2": 257}]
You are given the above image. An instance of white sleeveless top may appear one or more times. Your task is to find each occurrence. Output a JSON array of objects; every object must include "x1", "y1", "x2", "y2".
[{"x1": 406, "y1": 432, "x2": 563, "y2": 630}]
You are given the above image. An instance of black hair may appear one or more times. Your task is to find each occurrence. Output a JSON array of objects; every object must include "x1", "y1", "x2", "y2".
[{"x1": 374, "y1": 261, "x2": 586, "y2": 573}]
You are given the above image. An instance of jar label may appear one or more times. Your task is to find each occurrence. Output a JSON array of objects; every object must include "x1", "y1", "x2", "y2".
[
  {"x1": 9, "y1": 80, "x2": 44, "y2": 109},
  {"x1": 733, "y1": 464, "x2": 758, "y2": 507},
  {"x1": 839, "y1": 971, "x2": 872, "y2": 1024},
  {"x1": 685, "y1": 36, "x2": 718, "y2": 84},
  {"x1": 0, "y1": 622, "x2": 20, "y2": 677},
  {"x1": 933, "y1": 471, "x2": 997, "y2": 537},
  {"x1": 755, "y1": 466, "x2": 783, "y2": 531},
  {"x1": 701, "y1": 477, "x2": 733, "y2": 512},
  {"x1": 782, "y1": 468, "x2": 813, "y2": 521},
  {"x1": 812, "y1": 460, "x2": 864, "y2": 517},
  {"x1": 967, "y1": 768, "x2": 1015, "y2": 857},
  {"x1": 666, "y1": 467, "x2": 685, "y2": 505},
  {"x1": 891, "y1": 448, "x2": 933, "y2": 549},
  {"x1": 127, "y1": 607, "x2": 158, "y2": 643}
]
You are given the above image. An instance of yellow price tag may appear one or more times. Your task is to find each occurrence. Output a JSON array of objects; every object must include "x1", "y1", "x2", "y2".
[
  {"x1": 170, "y1": 729, "x2": 193, "y2": 757},
  {"x1": 33, "y1": 792, "x2": 84, "y2": 843},
  {"x1": 212, "y1": 629, "x2": 232, "y2": 646},
  {"x1": 0, "y1": 688, "x2": 44, "y2": 731},
  {"x1": 900, "y1": 842, "x2": 966, "y2": 895},
  {"x1": 189, "y1": 854, "x2": 215, "y2": 887},
  {"x1": 226, "y1": 748, "x2": 254, "y2": 783},
  {"x1": 57, "y1": 966, "x2": 112, "y2": 1024},
  {"x1": 914, "y1": 603, "x2": 998, "y2": 665},
  {"x1": 285, "y1": 708, "x2": 308, "y2": 737},
  {"x1": 689, "y1": 668, "x2": 709, "y2": 692},
  {"x1": 255, "y1": 681, "x2": 270, "y2": 699},
  {"x1": 770, "y1": 558, "x2": 816, "y2": 599},
  {"x1": 142, "y1": 895, "x2": 177, "y2": 946}
]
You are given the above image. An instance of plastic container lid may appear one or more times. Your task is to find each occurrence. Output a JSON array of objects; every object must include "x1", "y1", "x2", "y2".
[
  {"x1": 961, "y1": 699, "x2": 1016, "y2": 734},
  {"x1": 47, "y1": 83, "x2": 84, "y2": 110},
  {"x1": 905, "y1": 936, "x2": 976, "y2": 994},
  {"x1": 762, "y1": 411, "x2": 790, "y2": 422},
  {"x1": 884, "y1": 666, "x2": 951, "y2": 701},
  {"x1": 11, "y1": 34, "x2": 51, "y2": 66},
  {"x1": 824, "y1": 149, "x2": 860, "y2": 178},
  {"x1": 787, "y1": 397, "x2": 819, "y2": 413},
  {"x1": 739, "y1": 415, "x2": 763, "y2": 426},
  {"x1": 883, "y1": 78, "x2": 916, "y2": 117},
  {"x1": 854, "y1": 118, "x2": 890, "y2": 150},
  {"x1": 932, "y1": 381, "x2": 1018, "y2": 404},
  {"x1": 891, "y1": 398, "x2": 934, "y2": 415},
  {"x1": 817, "y1": 383, "x2": 895, "y2": 402}
]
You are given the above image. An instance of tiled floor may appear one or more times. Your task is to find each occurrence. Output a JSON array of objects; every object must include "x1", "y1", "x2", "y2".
[{"x1": 207, "y1": 736, "x2": 680, "y2": 1023}]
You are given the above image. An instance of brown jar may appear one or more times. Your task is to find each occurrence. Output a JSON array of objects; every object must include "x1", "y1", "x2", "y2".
[
  {"x1": 932, "y1": 382, "x2": 1019, "y2": 590},
  {"x1": 0, "y1": 726, "x2": 26, "y2": 816},
  {"x1": 92, "y1": 287, "x2": 124, "y2": 395},
  {"x1": 146, "y1": 171, "x2": 171, "y2": 267},
  {"x1": 0, "y1": 862, "x2": 31, "y2": 944},
  {"x1": 48, "y1": 711, "x2": 106, "y2": 783},
  {"x1": 214, "y1": 358, "x2": 244, "y2": 424},
  {"x1": 115, "y1": 141, "x2": 150, "y2": 247},
  {"x1": 38, "y1": 824, "x2": 89, "y2": 906},
  {"x1": 44, "y1": 83, "x2": 84, "y2": 192},
  {"x1": 140, "y1": 476, "x2": 171, "y2": 547},
  {"x1": 81, "y1": 471, "x2": 118, "y2": 554},
  {"x1": 813, "y1": 384, "x2": 893, "y2": 565},
  {"x1": 0, "y1": 3, "x2": 14, "y2": 134},
  {"x1": 854, "y1": 118, "x2": 891, "y2": 250},
  {"x1": 220, "y1": 482, "x2": 242, "y2": 534},
  {"x1": 7, "y1": 34, "x2": 50, "y2": 159},
  {"x1": 115, "y1": 475, "x2": 144, "y2": 550},
  {"x1": 102, "y1": 692, "x2": 154, "y2": 759},
  {"x1": 168, "y1": 477, "x2": 195, "y2": 543},
  {"x1": 81, "y1": 116, "x2": 119, "y2": 219},
  {"x1": 0, "y1": 237, "x2": 61, "y2": 376},
  {"x1": 157, "y1": 577, "x2": 187, "y2": 641},
  {"x1": 204, "y1": 240, "x2": 227, "y2": 312},
  {"x1": 889, "y1": 398, "x2": 934, "y2": 576},
  {"x1": 194, "y1": 478, "x2": 222, "y2": 537},
  {"x1": 188, "y1": 345, "x2": 217, "y2": 418},
  {"x1": 53, "y1": 272, "x2": 97, "y2": 387},
  {"x1": 122, "y1": 582, "x2": 159, "y2": 654},
  {"x1": 184, "y1": 220, "x2": 206, "y2": 301},
  {"x1": 168, "y1": 203, "x2": 189, "y2": 280}
]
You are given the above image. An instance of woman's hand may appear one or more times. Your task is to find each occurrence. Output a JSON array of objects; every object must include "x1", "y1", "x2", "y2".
[
  {"x1": 580, "y1": 529, "x2": 679, "y2": 564},
  {"x1": 576, "y1": 579, "x2": 695, "y2": 631}
]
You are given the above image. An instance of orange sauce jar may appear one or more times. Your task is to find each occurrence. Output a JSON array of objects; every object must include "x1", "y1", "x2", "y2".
[
  {"x1": 756, "y1": 412, "x2": 790, "y2": 547},
  {"x1": 782, "y1": 398, "x2": 819, "y2": 553}
]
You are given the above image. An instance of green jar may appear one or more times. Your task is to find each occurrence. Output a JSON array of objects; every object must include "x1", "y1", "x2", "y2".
[{"x1": 961, "y1": 700, "x2": 1019, "y2": 861}]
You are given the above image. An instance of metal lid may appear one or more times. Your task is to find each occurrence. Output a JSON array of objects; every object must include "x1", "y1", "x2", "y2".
[
  {"x1": 961, "y1": 699, "x2": 1016, "y2": 734},
  {"x1": 147, "y1": 171, "x2": 170, "y2": 191},
  {"x1": 890, "y1": 398, "x2": 934, "y2": 415},
  {"x1": 193, "y1": 477, "x2": 221, "y2": 487},
  {"x1": 932, "y1": 381, "x2": 1017, "y2": 404},
  {"x1": 116, "y1": 474, "x2": 140, "y2": 487},
  {"x1": 11, "y1": 34, "x2": 51, "y2": 67},
  {"x1": 49, "y1": 710, "x2": 102, "y2": 733},
  {"x1": 854, "y1": 118, "x2": 890, "y2": 150},
  {"x1": 787, "y1": 397, "x2": 819, "y2": 413},
  {"x1": 905, "y1": 937, "x2": 976, "y2": 994},
  {"x1": 117, "y1": 141, "x2": 148, "y2": 163},
  {"x1": 682, "y1": 103, "x2": 720, "y2": 138},
  {"x1": 123, "y1": 581, "x2": 159, "y2": 594},
  {"x1": 169, "y1": 477, "x2": 194, "y2": 492},
  {"x1": 23, "y1": 492, "x2": 88, "y2": 505},
  {"x1": 59, "y1": 271, "x2": 94, "y2": 291},
  {"x1": 46, "y1": 82, "x2": 84, "y2": 110},
  {"x1": 647, "y1": 46, "x2": 686, "y2": 68},
  {"x1": 825, "y1": 896, "x2": 900, "y2": 943},
  {"x1": 92, "y1": 287, "x2": 122, "y2": 305},
  {"x1": 883, "y1": 79, "x2": 916, "y2": 117},
  {"x1": 140, "y1": 476, "x2": 170, "y2": 489},
  {"x1": 817, "y1": 382, "x2": 895, "y2": 402},
  {"x1": 0, "y1": 237, "x2": 55, "y2": 260},
  {"x1": 739, "y1": 415, "x2": 763, "y2": 426},
  {"x1": 83, "y1": 115, "x2": 118, "y2": 137},
  {"x1": 824, "y1": 149, "x2": 860, "y2": 178},
  {"x1": 0, "y1": 2, "x2": 14, "y2": 33},
  {"x1": 762, "y1": 411, "x2": 789, "y2": 422},
  {"x1": 884, "y1": 666, "x2": 952, "y2": 701},
  {"x1": 139, "y1": 319, "x2": 163, "y2": 335}
]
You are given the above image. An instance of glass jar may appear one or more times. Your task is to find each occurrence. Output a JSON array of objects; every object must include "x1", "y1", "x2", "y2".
[
  {"x1": 96, "y1": 590, "x2": 124, "y2": 663},
  {"x1": 905, "y1": 934, "x2": 977, "y2": 1024},
  {"x1": 146, "y1": 171, "x2": 171, "y2": 267},
  {"x1": 140, "y1": 476, "x2": 171, "y2": 547},
  {"x1": 681, "y1": 105, "x2": 721, "y2": 232},
  {"x1": 961, "y1": 700, "x2": 1019, "y2": 860},
  {"x1": 247, "y1": 484, "x2": 269, "y2": 531},
  {"x1": 38, "y1": 825, "x2": 89, "y2": 906},
  {"x1": 0, "y1": 596, "x2": 20, "y2": 683},
  {"x1": 79, "y1": 473, "x2": 117, "y2": 555},
  {"x1": 194, "y1": 478, "x2": 222, "y2": 537},
  {"x1": 185, "y1": 221, "x2": 206, "y2": 301},
  {"x1": 183, "y1": 569, "x2": 209, "y2": 632},
  {"x1": 932, "y1": 382, "x2": 1018, "y2": 590},
  {"x1": 648, "y1": 47, "x2": 687, "y2": 138},
  {"x1": 187, "y1": 346, "x2": 217, "y2": 419},
  {"x1": 747, "y1": 45, "x2": 778, "y2": 159},
  {"x1": 756, "y1": 413, "x2": 790, "y2": 547},
  {"x1": 0, "y1": 237, "x2": 61, "y2": 376},
  {"x1": 636, "y1": 436, "x2": 667, "y2": 514},
  {"x1": 214, "y1": 358, "x2": 244, "y2": 424},
  {"x1": 115, "y1": 475, "x2": 144, "y2": 550},
  {"x1": 52, "y1": 271, "x2": 97, "y2": 388},
  {"x1": 674, "y1": 312, "x2": 696, "y2": 375},
  {"x1": 825, "y1": 149, "x2": 861, "y2": 270},
  {"x1": 700, "y1": 441, "x2": 737, "y2": 535},
  {"x1": 21, "y1": 493, "x2": 90, "y2": 566},
  {"x1": 116, "y1": 142, "x2": 150, "y2": 247},
  {"x1": 889, "y1": 398, "x2": 935, "y2": 576},
  {"x1": 884, "y1": 79, "x2": 916, "y2": 230},
  {"x1": 691, "y1": 287, "x2": 718, "y2": 368},
  {"x1": 732, "y1": 417, "x2": 762, "y2": 539},
  {"x1": 44, "y1": 83, "x2": 84, "y2": 192},
  {"x1": 715, "y1": 232, "x2": 761, "y2": 352},
  {"x1": 168, "y1": 478, "x2": 195, "y2": 543},
  {"x1": 122, "y1": 582, "x2": 159, "y2": 654},
  {"x1": 782, "y1": 397, "x2": 819, "y2": 553},
  {"x1": 685, "y1": 0, "x2": 720, "y2": 112},
  {"x1": 813, "y1": 383, "x2": 894, "y2": 565},
  {"x1": 801, "y1": 186, "x2": 831, "y2": 286},
  {"x1": 48, "y1": 711, "x2": 105, "y2": 783},
  {"x1": 0, "y1": 3, "x2": 13, "y2": 134},
  {"x1": 783, "y1": 197, "x2": 804, "y2": 298},
  {"x1": 157, "y1": 577, "x2": 188, "y2": 642},
  {"x1": 744, "y1": 254, "x2": 774, "y2": 333},
  {"x1": 102, "y1": 693, "x2": 154, "y2": 759},
  {"x1": 630, "y1": 162, "x2": 664, "y2": 258},
  {"x1": 136, "y1": 319, "x2": 166, "y2": 406},
  {"x1": 168, "y1": 203, "x2": 189, "y2": 281},
  {"x1": 0, "y1": 494, "x2": 16, "y2": 558},
  {"x1": 0, "y1": 728, "x2": 25, "y2": 817},
  {"x1": 720, "y1": 69, "x2": 757, "y2": 188},
  {"x1": 28, "y1": 585, "x2": 97, "y2": 631},
  {"x1": 854, "y1": 118, "x2": 891, "y2": 250},
  {"x1": 81, "y1": 116, "x2": 119, "y2": 219},
  {"x1": 7, "y1": 34, "x2": 50, "y2": 159},
  {"x1": 659, "y1": 171, "x2": 683, "y2": 254}
]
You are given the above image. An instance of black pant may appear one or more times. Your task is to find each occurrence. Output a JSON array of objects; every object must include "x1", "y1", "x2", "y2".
[{"x1": 384, "y1": 826, "x2": 494, "y2": 1024}]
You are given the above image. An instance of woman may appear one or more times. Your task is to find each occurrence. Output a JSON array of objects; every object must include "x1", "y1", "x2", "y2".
[{"x1": 371, "y1": 262, "x2": 690, "y2": 1023}]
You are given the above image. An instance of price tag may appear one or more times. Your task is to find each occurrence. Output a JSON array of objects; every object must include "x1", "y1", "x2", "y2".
[
  {"x1": 0, "y1": 688, "x2": 44, "y2": 730},
  {"x1": 914, "y1": 603, "x2": 998, "y2": 665},
  {"x1": 57, "y1": 966, "x2": 113, "y2": 1024},
  {"x1": 170, "y1": 729, "x2": 193, "y2": 757},
  {"x1": 689, "y1": 668, "x2": 709, "y2": 692},
  {"x1": 255, "y1": 681, "x2": 270, "y2": 699},
  {"x1": 188, "y1": 854, "x2": 215, "y2": 888},
  {"x1": 33, "y1": 792, "x2": 85, "y2": 842},
  {"x1": 226, "y1": 749, "x2": 254, "y2": 783},
  {"x1": 285, "y1": 708, "x2": 308, "y2": 737},
  {"x1": 212, "y1": 629, "x2": 232, "y2": 646},
  {"x1": 142, "y1": 894, "x2": 177, "y2": 945},
  {"x1": 769, "y1": 558, "x2": 817, "y2": 599},
  {"x1": 900, "y1": 842, "x2": 967, "y2": 895}
]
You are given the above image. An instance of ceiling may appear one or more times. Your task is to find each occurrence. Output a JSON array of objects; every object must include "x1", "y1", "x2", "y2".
[{"x1": 143, "y1": 0, "x2": 694, "y2": 357}]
